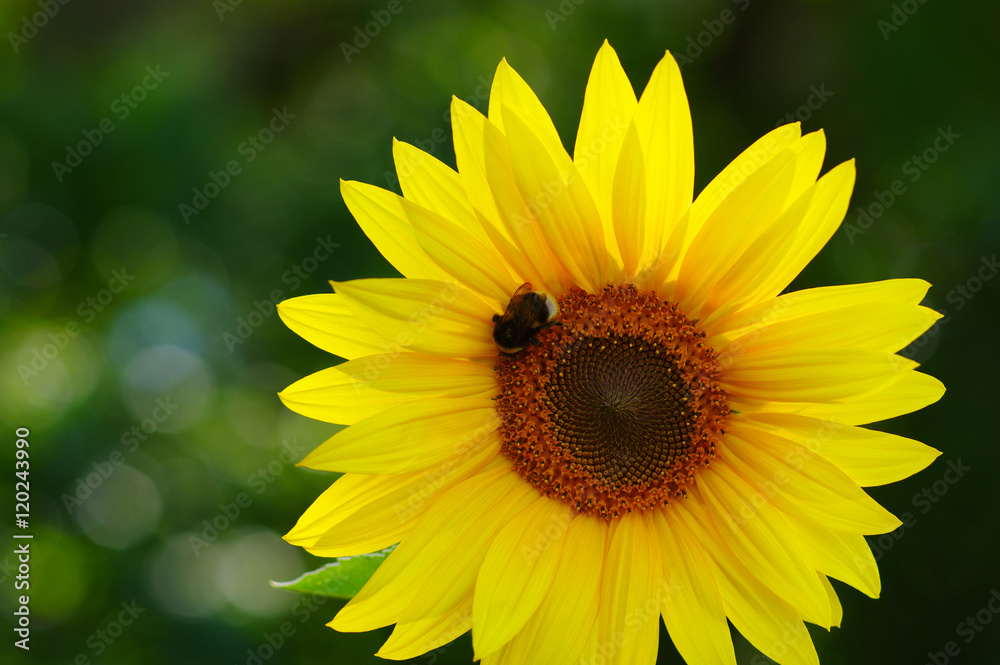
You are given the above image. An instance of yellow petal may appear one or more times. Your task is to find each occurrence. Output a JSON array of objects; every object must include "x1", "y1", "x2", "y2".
[
  {"x1": 612, "y1": 118, "x2": 647, "y2": 277},
  {"x1": 723, "y1": 348, "x2": 919, "y2": 404},
  {"x1": 451, "y1": 96, "x2": 505, "y2": 234},
  {"x1": 742, "y1": 368, "x2": 945, "y2": 426},
  {"x1": 285, "y1": 473, "x2": 393, "y2": 544},
  {"x1": 709, "y1": 278, "x2": 932, "y2": 343},
  {"x1": 785, "y1": 519, "x2": 881, "y2": 598},
  {"x1": 723, "y1": 423, "x2": 903, "y2": 534},
  {"x1": 672, "y1": 497, "x2": 820, "y2": 664},
  {"x1": 597, "y1": 512, "x2": 662, "y2": 665},
  {"x1": 507, "y1": 516, "x2": 606, "y2": 665},
  {"x1": 742, "y1": 412, "x2": 941, "y2": 487},
  {"x1": 487, "y1": 58, "x2": 565, "y2": 163},
  {"x1": 300, "y1": 434, "x2": 500, "y2": 557},
  {"x1": 396, "y1": 479, "x2": 539, "y2": 625},
  {"x1": 472, "y1": 496, "x2": 573, "y2": 657},
  {"x1": 703, "y1": 159, "x2": 856, "y2": 323},
  {"x1": 279, "y1": 354, "x2": 495, "y2": 425},
  {"x1": 392, "y1": 139, "x2": 490, "y2": 246},
  {"x1": 718, "y1": 301, "x2": 941, "y2": 364},
  {"x1": 397, "y1": 195, "x2": 516, "y2": 307},
  {"x1": 660, "y1": 123, "x2": 801, "y2": 282},
  {"x1": 574, "y1": 40, "x2": 636, "y2": 276},
  {"x1": 503, "y1": 103, "x2": 608, "y2": 290},
  {"x1": 694, "y1": 466, "x2": 832, "y2": 626},
  {"x1": 299, "y1": 398, "x2": 498, "y2": 474},
  {"x1": 654, "y1": 509, "x2": 737, "y2": 665},
  {"x1": 376, "y1": 594, "x2": 472, "y2": 660},
  {"x1": 481, "y1": 642, "x2": 513, "y2": 665},
  {"x1": 334, "y1": 278, "x2": 496, "y2": 358},
  {"x1": 341, "y1": 180, "x2": 513, "y2": 306},
  {"x1": 785, "y1": 129, "x2": 827, "y2": 206},
  {"x1": 277, "y1": 294, "x2": 387, "y2": 360},
  {"x1": 675, "y1": 138, "x2": 816, "y2": 313},
  {"x1": 710, "y1": 555, "x2": 820, "y2": 665},
  {"x1": 482, "y1": 116, "x2": 574, "y2": 294},
  {"x1": 631, "y1": 51, "x2": 693, "y2": 281},
  {"x1": 331, "y1": 461, "x2": 531, "y2": 631},
  {"x1": 341, "y1": 179, "x2": 451, "y2": 282},
  {"x1": 820, "y1": 574, "x2": 843, "y2": 629}
]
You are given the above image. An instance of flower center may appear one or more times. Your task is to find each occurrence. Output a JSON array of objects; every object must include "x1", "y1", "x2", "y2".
[{"x1": 495, "y1": 284, "x2": 729, "y2": 519}]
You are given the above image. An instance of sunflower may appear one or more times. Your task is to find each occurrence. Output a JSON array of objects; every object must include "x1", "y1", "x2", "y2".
[{"x1": 277, "y1": 41, "x2": 944, "y2": 665}]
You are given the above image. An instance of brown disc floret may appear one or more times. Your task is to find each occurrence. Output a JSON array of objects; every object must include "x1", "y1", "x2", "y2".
[{"x1": 495, "y1": 284, "x2": 730, "y2": 519}]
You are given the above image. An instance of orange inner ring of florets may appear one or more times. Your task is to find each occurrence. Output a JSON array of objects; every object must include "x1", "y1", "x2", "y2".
[{"x1": 495, "y1": 284, "x2": 730, "y2": 519}]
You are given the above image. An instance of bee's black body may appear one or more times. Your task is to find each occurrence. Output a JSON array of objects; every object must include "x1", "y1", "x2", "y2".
[{"x1": 491, "y1": 283, "x2": 556, "y2": 354}]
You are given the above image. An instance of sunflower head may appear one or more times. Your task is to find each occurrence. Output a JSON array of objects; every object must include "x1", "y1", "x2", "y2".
[{"x1": 278, "y1": 40, "x2": 944, "y2": 665}]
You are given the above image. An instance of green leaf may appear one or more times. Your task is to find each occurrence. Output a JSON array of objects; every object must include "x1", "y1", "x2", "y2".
[{"x1": 270, "y1": 546, "x2": 395, "y2": 599}]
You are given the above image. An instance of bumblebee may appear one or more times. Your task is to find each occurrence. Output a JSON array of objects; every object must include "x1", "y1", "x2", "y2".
[{"x1": 492, "y1": 282, "x2": 557, "y2": 354}]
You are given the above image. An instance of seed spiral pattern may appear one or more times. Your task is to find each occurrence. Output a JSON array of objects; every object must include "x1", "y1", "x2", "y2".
[{"x1": 495, "y1": 284, "x2": 730, "y2": 519}]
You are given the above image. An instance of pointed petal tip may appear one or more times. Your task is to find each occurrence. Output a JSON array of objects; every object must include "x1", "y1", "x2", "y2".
[
  {"x1": 827, "y1": 157, "x2": 857, "y2": 182},
  {"x1": 660, "y1": 49, "x2": 680, "y2": 68},
  {"x1": 282, "y1": 529, "x2": 307, "y2": 545}
]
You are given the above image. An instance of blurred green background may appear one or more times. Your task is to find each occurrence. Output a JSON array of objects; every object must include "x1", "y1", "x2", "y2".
[{"x1": 1, "y1": 0, "x2": 998, "y2": 663}]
